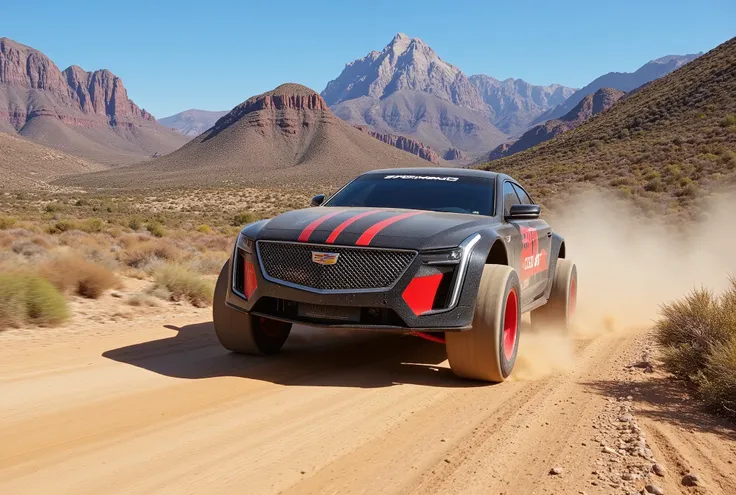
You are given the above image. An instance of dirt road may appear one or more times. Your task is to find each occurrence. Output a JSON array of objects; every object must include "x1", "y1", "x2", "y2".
[{"x1": 1, "y1": 312, "x2": 734, "y2": 494}]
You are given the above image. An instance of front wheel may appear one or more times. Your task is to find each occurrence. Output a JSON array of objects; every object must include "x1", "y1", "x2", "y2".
[
  {"x1": 213, "y1": 261, "x2": 291, "y2": 354},
  {"x1": 446, "y1": 265, "x2": 521, "y2": 382},
  {"x1": 531, "y1": 259, "x2": 577, "y2": 332}
]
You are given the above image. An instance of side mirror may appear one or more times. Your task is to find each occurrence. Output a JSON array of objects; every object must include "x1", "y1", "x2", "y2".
[
  {"x1": 311, "y1": 194, "x2": 326, "y2": 207},
  {"x1": 506, "y1": 204, "x2": 541, "y2": 220}
]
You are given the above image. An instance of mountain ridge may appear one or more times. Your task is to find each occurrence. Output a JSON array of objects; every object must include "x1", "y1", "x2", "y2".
[
  {"x1": 0, "y1": 37, "x2": 187, "y2": 164},
  {"x1": 58, "y1": 83, "x2": 431, "y2": 190}
]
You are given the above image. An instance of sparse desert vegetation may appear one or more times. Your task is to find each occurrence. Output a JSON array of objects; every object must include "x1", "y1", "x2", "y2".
[
  {"x1": 481, "y1": 37, "x2": 736, "y2": 220},
  {"x1": 0, "y1": 186, "x2": 312, "y2": 330},
  {"x1": 655, "y1": 278, "x2": 736, "y2": 419}
]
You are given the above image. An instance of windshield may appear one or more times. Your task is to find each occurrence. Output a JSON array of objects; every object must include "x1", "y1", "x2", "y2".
[{"x1": 324, "y1": 173, "x2": 495, "y2": 216}]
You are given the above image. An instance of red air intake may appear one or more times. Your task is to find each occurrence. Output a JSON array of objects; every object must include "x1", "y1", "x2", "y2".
[{"x1": 402, "y1": 273, "x2": 443, "y2": 316}]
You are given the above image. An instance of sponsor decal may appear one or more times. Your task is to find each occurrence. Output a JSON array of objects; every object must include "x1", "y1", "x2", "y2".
[
  {"x1": 311, "y1": 252, "x2": 340, "y2": 265},
  {"x1": 519, "y1": 226, "x2": 548, "y2": 283},
  {"x1": 384, "y1": 175, "x2": 459, "y2": 182}
]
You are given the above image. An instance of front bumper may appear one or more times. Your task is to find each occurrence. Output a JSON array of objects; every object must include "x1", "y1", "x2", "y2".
[{"x1": 224, "y1": 237, "x2": 489, "y2": 332}]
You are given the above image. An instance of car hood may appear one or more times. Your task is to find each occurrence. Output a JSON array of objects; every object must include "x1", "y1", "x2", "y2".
[{"x1": 251, "y1": 207, "x2": 497, "y2": 250}]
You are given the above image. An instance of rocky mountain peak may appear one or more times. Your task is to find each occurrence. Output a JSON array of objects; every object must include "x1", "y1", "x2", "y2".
[{"x1": 321, "y1": 33, "x2": 486, "y2": 112}]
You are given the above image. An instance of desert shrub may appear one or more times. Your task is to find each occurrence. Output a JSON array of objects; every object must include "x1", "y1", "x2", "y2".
[
  {"x1": 197, "y1": 224, "x2": 212, "y2": 234},
  {"x1": 0, "y1": 216, "x2": 17, "y2": 230},
  {"x1": 40, "y1": 255, "x2": 119, "y2": 299},
  {"x1": 126, "y1": 293, "x2": 159, "y2": 307},
  {"x1": 232, "y1": 212, "x2": 255, "y2": 226},
  {"x1": 152, "y1": 263, "x2": 214, "y2": 307},
  {"x1": 146, "y1": 221, "x2": 166, "y2": 238},
  {"x1": 655, "y1": 279, "x2": 736, "y2": 418},
  {"x1": 80, "y1": 218, "x2": 104, "y2": 233},
  {"x1": 0, "y1": 272, "x2": 69, "y2": 329},
  {"x1": 46, "y1": 219, "x2": 81, "y2": 234},
  {"x1": 188, "y1": 250, "x2": 228, "y2": 274},
  {"x1": 120, "y1": 239, "x2": 184, "y2": 270}
]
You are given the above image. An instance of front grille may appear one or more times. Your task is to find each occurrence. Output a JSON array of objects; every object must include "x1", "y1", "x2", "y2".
[{"x1": 257, "y1": 241, "x2": 416, "y2": 291}]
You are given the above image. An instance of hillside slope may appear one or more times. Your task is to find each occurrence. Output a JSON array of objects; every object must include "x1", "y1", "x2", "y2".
[
  {"x1": 0, "y1": 132, "x2": 107, "y2": 190},
  {"x1": 487, "y1": 88, "x2": 625, "y2": 160},
  {"x1": 0, "y1": 38, "x2": 187, "y2": 164},
  {"x1": 480, "y1": 37, "x2": 736, "y2": 216},
  {"x1": 58, "y1": 84, "x2": 431, "y2": 190},
  {"x1": 531, "y1": 53, "x2": 701, "y2": 125}
]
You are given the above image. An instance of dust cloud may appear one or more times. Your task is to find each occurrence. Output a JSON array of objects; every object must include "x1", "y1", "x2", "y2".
[{"x1": 512, "y1": 190, "x2": 736, "y2": 380}]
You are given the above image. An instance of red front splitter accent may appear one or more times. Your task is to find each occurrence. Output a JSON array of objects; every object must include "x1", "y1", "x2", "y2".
[
  {"x1": 402, "y1": 273, "x2": 443, "y2": 316},
  {"x1": 411, "y1": 332, "x2": 446, "y2": 344},
  {"x1": 244, "y1": 259, "x2": 258, "y2": 299},
  {"x1": 503, "y1": 288, "x2": 518, "y2": 361}
]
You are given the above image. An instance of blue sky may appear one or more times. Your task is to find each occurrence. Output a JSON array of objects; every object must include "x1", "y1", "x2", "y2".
[{"x1": 2, "y1": 0, "x2": 734, "y2": 118}]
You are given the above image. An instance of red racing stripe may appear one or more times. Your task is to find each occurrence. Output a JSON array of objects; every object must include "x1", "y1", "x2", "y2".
[
  {"x1": 355, "y1": 211, "x2": 423, "y2": 246},
  {"x1": 325, "y1": 210, "x2": 382, "y2": 244},
  {"x1": 298, "y1": 210, "x2": 344, "y2": 242}
]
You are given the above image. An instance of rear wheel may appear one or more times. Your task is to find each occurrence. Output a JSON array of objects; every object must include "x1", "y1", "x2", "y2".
[
  {"x1": 446, "y1": 265, "x2": 521, "y2": 382},
  {"x1": 213, "y1": 261, "x2": 291, "y2": 354},
  {"x1": 531, "y1": 258, "x2": 577, "y2": 332}
]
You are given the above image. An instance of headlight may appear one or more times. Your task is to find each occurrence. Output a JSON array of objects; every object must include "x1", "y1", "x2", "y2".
[
  {"x1": 236, "y1": 233, "x2": 255, "y2": 253},
  {"x1": 420, "y1": 247, "x2": 463, "y2": 265}
]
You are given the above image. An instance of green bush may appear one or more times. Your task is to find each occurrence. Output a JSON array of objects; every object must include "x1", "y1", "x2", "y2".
[
  {"x1": 232, "y1": 212, "x2": 255, "y2": 226},
  {"x1": 0, "y1": 273, "x2": 69, "y2": 330},
  {"x1": 152, "y1": 263, "x2": 214, "y2": 307},
  {"x1": 655, "y1": 279, "x2": 736, "y2": 419},
  {"x1": 146, "y1": 221, "x2": 166, "y2": 238},
  {"x1": 81, "y1": 218, "x2": 104, "y2": 233},
  {"x1": 0, "y1": 216, "x2": 17, "y2": 230}
]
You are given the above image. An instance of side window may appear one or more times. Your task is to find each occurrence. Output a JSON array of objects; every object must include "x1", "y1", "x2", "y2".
[
  {"x1": 512, "y1": 183, "x2": 533, "y2": 205},
  {"x1": 503, "y1": 181, "x2": 521, "y2": 216}
]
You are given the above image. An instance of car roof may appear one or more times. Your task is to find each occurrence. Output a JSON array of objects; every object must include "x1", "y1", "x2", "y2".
[{"x1": 363, "y1": 167, "x2": 499, "y2": 179}]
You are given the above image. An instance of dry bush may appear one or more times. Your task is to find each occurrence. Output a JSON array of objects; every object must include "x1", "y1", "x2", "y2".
[
  {"x1": 0, "y1": 216, "x2": 17, "y2": 230},
  {"x1": 0, "y1": 272, "x2": 69, "y2": 330},
  {"x1": 655, "y1": 278, "x2": 736, "y2": 418},
  {"x1": 40, "y1": 254, "x2": 119, "y2": 299},
  {"x1": 120, "y1": 238, "x2": 185, "y2": 271},
  {"x1": 188, "y1": 250, "x2": 229, "y2": 275},
  {"x1": 126, "y1": 293, "x2": 159, "y2": 307},
  {"x1": 152, "y1": 263, "x2": 214, "y2": 307}
]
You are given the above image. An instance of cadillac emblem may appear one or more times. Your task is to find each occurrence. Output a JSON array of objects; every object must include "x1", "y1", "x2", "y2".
[{"x1": 311, "y1": 252, "x2": 340, "y2": 265}]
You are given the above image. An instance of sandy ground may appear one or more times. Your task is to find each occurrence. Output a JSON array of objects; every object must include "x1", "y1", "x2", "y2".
[{"x1": 1, "y1": 310, "x2": 733, "y2": 495}]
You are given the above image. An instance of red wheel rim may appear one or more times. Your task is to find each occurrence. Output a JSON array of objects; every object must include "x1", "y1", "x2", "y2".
[
  {"x1": 503, "y1": 289, "x2": 519, "y2": 361},
  {"x1": 569, "y1": 276, "x2": 577, "y2": 323}
]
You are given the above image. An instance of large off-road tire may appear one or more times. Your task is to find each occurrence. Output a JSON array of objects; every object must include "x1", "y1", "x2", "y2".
[
  {"x1": 531, "y1": 258, "x2": 577, "y2": 332},
  {"x1": 446, "y1": 265, "x2": 521, "y2": 382},
  {"x1": 213, "y1": 261, "x2": 291, "y2": 354}
]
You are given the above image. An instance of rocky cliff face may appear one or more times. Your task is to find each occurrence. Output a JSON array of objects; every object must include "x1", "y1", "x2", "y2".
[
  {"x1": 209, "y1": 84, "x2": 333, "y2": 136},
  {"x1": 0, "y1": 37, "x2": 186, "y2": 164},
  {"x1": 355, "y1": 125, "x2": 440, "y2": 163},
  {"x1": 0, "y1": 38, "x2": 153, "y2": 125},
  {"x1": 443, "y1": 148, "x2": 467, "y2": 161}
]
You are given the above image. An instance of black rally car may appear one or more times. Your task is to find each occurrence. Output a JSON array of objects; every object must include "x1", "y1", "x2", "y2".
[{"x1": 214, "y1": 168, "x2": 577, "y2": 382}]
